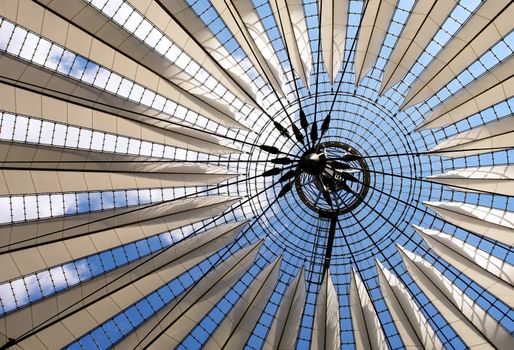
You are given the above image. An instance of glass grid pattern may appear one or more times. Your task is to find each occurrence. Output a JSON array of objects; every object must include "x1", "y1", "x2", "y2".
[
  {"x1": 0, "y1": 0, "x2": 512, "y2": 349},
  {"x1": 0, "y1": 217, "x2": 209, "y2": 315},
  {"x1": 0, "y1": 17, "x2": 233, "y2": 133}
]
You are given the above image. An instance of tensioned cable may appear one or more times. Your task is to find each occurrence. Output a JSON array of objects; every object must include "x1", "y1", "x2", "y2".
[
  {"x1": 155, "y1": 0, "x2": 304, "y2": 149},
  {"x1": 0, "y1": 158, "x2": 296, "y2": 165},
  {"x1": 270, "y1": 0, "x2": 310, "y2": 103},
  {"x1": 397, "y1": 3, "x2": 511, "y2": 110},
  {"x1": 3, "y1": 173, "x2": 287, "y2": 348},
  {"x1": 34, "y1": 0, "x2": 298, "y2": 145},
  {"x1": 146, "y1": 0, "x2": 298, "y2": 145},
  {"x1": 311, "y1": 0, "x2": 325, "y2": 149},
  {"x1": 137, "y1": 185, "x2": 292, "y2": 349},
  {"x1": 340, "y1": 183, "x2": 460, "y2": 347},
  {"x1": 336, "y1": 191, "x2": 420, "y2": 347},
  {"x1": 315, "y1": 0, "x2": 370, "y2": 150},
  {"x1": 0, "y1": 76, "x2": 299, "y2": 158},
  {"x1": 334, "y1": 217, "x2": 394, "y2": 350},
  {"x1": 213, "y1": 0, "x2": 306, "y2": 147},
  {"x1": 352, "y1": 166, "x2": 513, "y2": 197},
  {"x1": 31, "y1": 0, "x2": 264, "y2": 129},
  {"x1": 330, "y1": 146, "x2": 514, "y2": 159},
  {"x1": 0, "y1": 165, "x2": 294, "y2": 253},
  {"x1": 364, "y1": 175, "x2": 510, "y2": 346},
  {"x1": 304, "y1": 179, "x2": 394, "y2": 349},
  {"x1": 268, "y1": 0, "x2": 319, "y2": 149},
  {"x1": 351, "y1": 177, "x2": 510, "y2": 248}
]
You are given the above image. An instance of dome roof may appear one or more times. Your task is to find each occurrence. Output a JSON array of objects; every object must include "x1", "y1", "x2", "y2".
[{"x1": 0, "y1": 0, "x2": 513, "y2": 349}]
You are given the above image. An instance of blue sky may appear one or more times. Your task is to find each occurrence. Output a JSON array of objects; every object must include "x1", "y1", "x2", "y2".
[{"x1": 0, "y1": 0, "x2": 513, "y2": 348}]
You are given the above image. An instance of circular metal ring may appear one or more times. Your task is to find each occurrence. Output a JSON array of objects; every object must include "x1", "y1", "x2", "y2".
[{"x1": 295, "y1": 141, "x2": 370, "y2": 216}]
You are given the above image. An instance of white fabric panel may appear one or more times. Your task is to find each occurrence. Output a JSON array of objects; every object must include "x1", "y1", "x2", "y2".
[
  {"x1": 413, "y1": 226, "x2": 513, "y2": 286},
  {"x1": 354, "y1": 0, "x2": 398, "y2": 85},
  {"x1": 0, "y1": 201, "x2": 145, "y2": 251},
  {"x1": 140, "y1": 0, "x2": 259, "y2": 110},
  {"x1": 424, "y1": 201, "x2": 514, "y2": 246},
  {"x1": 428, "y1": 115, "x2": 514, "y2": 158},
  {"x1": 399, "y1": 246, "x2": 512, "y2": 349},
  {"x1": 0, "y1": 142, "x2": 237, "y2": 176},
  {"x1": 311, "y1": 271, "x2": 341, "y2": 350},
  {"x1": 263, "y1": 266, "x2": 306, "y2": 350},
  {"x1": 204, "y1": 256, "x2": 282, "y2": 349},
  {"x1": 0, "y1": 0, "x2": 248, "y2": 130},
  {"x1": 0, "y1": 222, "x2": 243, "y2": 349},
  {"x1": 157, "y1": 0, "x2": 251, "y2": 94},
  {"x1": 209, "y1": 0, "x2": 289, "y2": 100},
  {"x1": 0, "y1": 129, "x2": 237, "y2": 196},
  {"x1": 380, "y1": 0, "x2": 457, "y2": 94},
  {"x1": 0, "y1": 194, "x2": 239, "y2": 252},
  {"x1": 115, "y1": 239, "x2": 262, "y2": 350},
  {"x1": 402, "y1": 1, "x2": 514, "y2": 109},
  {"x1": 398, "y1": 246, "x2": 490, "y2": 349},
  {"x1": 233, "y1": 0, "x2": 292, "y2": 99},
  {"x1": 33, "y1": 0, "x2": 259, "y2": 112},
  {"x1": 0, "y1": 82, "x2": 239, "y2": 154},
  {"x1": 350, "y1": 268, "x2": 387, "y2": 350},
  {"x1": 0, "y1": 196, "x2": 240, "y2": 283},
  {"x1": 233, "y1": 0, "x2": 291, "y2": 99},
  {"x1": 319, "y1": 0, "x2": 348, "y2": 84},
  {"x1": 0, "y1": 169, "x2": 235, "y2": 196},
  {"x1": 376, "y1": 260, "x2": 442, "y2": 349},
  {"x1": 0, "y1": 50, "x2": 246, "y2": 133},
  {"x1": 270, "y1": 0, "x2": 312, "y2": 87},
  {"x1": 417, "y1": 56, "x2": 514, "y2": 130},
  {"x1": 415, "y1": 225, "x2": 514, "y2": 309},
  {"x1": 428, "y1": 165, "x2": 514, "y2": 196},
  {"x1": 350, "y1": 269, "x2": 370, "y2": 350}
]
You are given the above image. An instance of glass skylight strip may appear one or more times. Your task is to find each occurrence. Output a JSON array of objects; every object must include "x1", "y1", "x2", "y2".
[
  {"x1": 0, "y1": 111, "x2": 207, "y2": 160},
  {"x1": 426, "y1": 250, "x2": 514, "y2": 331},
  {"x1": 0, "y1": 18, "x2": 228, "y2": 133},
  {"x1": 0, "y1": 186, "x2": 201, "y2": 224},
  {"x1": 185, "y1": 0, "x2": 272, "y2": 97},
  {"x1": 398, "y1": 264, "x2": 467, "y2": 349},
  {"x1": 83, "y1": 0, "x2": 249, "y2": 115},
  {"x1": 424, "y1": 29, "x2": 514, "y2": 110},
  {"x1": 401, "y1": 0, "x2": 482, "y2": 88},
  {"x1": 177, "y1": 258, "x2": 267, "y2": 349},
  {"x1": 66, "y1": 245, "x2": 228, "y2": 350},
  {"x1": 0, "y1": 217, "x2": 214, "y2": 316}
]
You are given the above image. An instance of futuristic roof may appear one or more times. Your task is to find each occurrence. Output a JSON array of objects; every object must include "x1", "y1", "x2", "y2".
[{"x1": 0, "y1": 0, "x2": 513, "y2": 349}]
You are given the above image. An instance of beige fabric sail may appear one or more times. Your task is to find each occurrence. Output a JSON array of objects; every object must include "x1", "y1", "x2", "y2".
[
  {"x1": 350, "y1": 268, "x2": 387, "y2": 350},
  {"x1": 319, "y1": 0, "x2": 348, "y2": 84},
  {"x1": 0, "y1": 0, "x2": 513, "y2": 349},
  {"x1": 263, "y1": 266, "x2": 306, "y2": 350},
  {"x1": 269, "y1": 0, "x2": 312, "y2": 87},
  {"x1": 399, "y1": 246, "x2": 513, "y2": 349},
  {"x1": 311, "y1": 270, "x2": 341, "y2": 350},
  {"x1": 376, "y1": 260, "x2": 443, "y2": 349}
]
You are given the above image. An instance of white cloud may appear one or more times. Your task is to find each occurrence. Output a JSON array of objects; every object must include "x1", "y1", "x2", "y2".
[{"x1": 0, "y1": 260, "x2": 88, "y2": 313}]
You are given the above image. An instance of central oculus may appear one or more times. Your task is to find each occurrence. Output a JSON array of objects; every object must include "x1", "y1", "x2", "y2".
[{"x1": 299, "y1": 150, "x2": 327, "y2": 175}]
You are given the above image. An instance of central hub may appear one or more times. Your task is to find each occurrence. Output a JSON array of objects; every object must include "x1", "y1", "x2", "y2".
[
  {"x1": 295, "y1": 142, "x2": 370, "y2": 216},
  {"x1": 300, "y1": 150, "x2": 326, "y2": 175}
]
